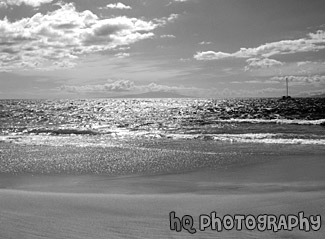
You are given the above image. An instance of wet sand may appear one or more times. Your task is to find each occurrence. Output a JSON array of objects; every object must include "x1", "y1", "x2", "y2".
[{"x1": 0, "y1": 142, "x2": 324, "y2": 238}]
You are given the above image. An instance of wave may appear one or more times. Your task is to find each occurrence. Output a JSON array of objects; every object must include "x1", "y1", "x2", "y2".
[
  {"x1": 164, "y1": 133, "x2": 325, "y2": 145},
  {"x1": 27, "y1": 128, "x2": 100, "y2": 135},
  {"x1": 1, "y1": 132, "x2": 325, "y2": 146},
  {"x1": 214, "y1": 118, "x2": 325, "y2": 125}
]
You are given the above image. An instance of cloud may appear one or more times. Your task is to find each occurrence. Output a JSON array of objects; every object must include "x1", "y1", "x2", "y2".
[
  {"x1": 160, "y1": 34, "x2": 175, "y2": 38},
  {"x1": 61, "y1": 80, "x2": 135, "y2": 93},
  {"x1": 0, "y1": 3, "x2": 175, "y2": 71},
  {"x1": 140, "y1": 82, "x2": 189, "y2": 92},
  {"x1": 207, "y1": 87, "x2": 287, "y2": 98},
  {"x1": 245, "y1": 58, "x2": 283, "y2": 71},
  {"x1": 154, "y1": 14, "x2": 178, "y2": 26},
  {"x1": 298, "y1": 89, "x2": 325, "y2": 97},
  {"x1": 297, "y1": 61, "x2": 312, "y2": 66},
  {"x1": 60, "y1": 80, "x2": 195, "y2": 94},
  {"x1": 231, "y1": 79, "x2": 280, "y2": 84},
  {"x1": 52, "y1": 60, "x2": 77, "y2": 69},
  {"x1": 199, "y1": 41, "x2": 212, "y2": 45},
  {"x1": 166, "y1": 0, "x2": 189, "y2": 6},
  {"x1": 0, "y1": 0, "x2": 53, "y2": 7},
  {"x1": 100, "y1": 3, "x2": 132, "y2": 10},
  {"x1": 114, "y1": 52, "x2": 130, "y2": 58},
  {"x1": 194, "y1": 51, "x2": 232, "y2": 60},
  {"x1": 194, "y1": 30, "x2": 325, "y2": 61},
  {"x1": 271, "y1": 75, "x2": 325, "y2": 86}
]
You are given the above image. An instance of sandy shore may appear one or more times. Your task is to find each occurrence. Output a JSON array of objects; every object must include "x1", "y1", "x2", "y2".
[{"x1": 0, "y1": 141, "x2": 324, "y2": 238}]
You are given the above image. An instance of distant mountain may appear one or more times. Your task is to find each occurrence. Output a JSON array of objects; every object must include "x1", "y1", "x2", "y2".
[{"x1": 111, "y1": 91, "x2": 192, "y2": 98}]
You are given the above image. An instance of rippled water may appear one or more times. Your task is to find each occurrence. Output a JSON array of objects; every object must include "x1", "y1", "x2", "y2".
[{"x1": 1, "y1": 98, "x2": 325, "y2": 145}]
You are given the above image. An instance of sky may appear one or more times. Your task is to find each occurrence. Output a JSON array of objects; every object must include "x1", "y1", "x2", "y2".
[{"x1": 0, "y1": 0, "x2": 325, "y2": 99}]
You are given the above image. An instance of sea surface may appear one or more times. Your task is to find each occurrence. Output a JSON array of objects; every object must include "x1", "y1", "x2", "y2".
[{"x1": 1, "y1": 98, "x2": 325, "y2": 146}]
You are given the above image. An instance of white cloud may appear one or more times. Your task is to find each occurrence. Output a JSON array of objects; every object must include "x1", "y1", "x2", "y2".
[
  {"x1": 0, "y1": 3, "x2": 174, "y2": 71},
  {"x1": 52, "y1": 60, "x2": 77, "y2": 69},
  {"x1": 199, "y1": 41, "x2": 212, "y2": 45},
  {"x1": 245, "y1": 58, "x2": 283, "y2": 71},
  {"x1": 179, "y1": 58, "x2": 191, "y2": 62},
  {"x1": 209, "y1": 87, "x2": 286, "y2": 98},
  {"x1": 298, "y1": 89, "x2": 325, "y2": 97},
  {"x1": 114, "y1": 52, "x2": 130, "y2": 58},
  {"x1": 61, "y1": 80, "x2": 135, "y2": 93},
  {"x1": 194, "y1": 51, "x2": 232, "y2": 60},
  {"x1": 0, "y1": 0, "x2": 53, "y2": 7},
  {"x1": 154, "y1": 14, "x2": 179, "y2": 26},
  {"x1": 297, "y1": 61, "x2": 312, "y2": 66},
  {"x1": 160, "y1": 34, "x2": 175, "y2": 38},
  {"x1": 231, "y1": 80, "x2": 280, "y2": 84},
  {"x1": 140, "y1": 82, "x2": 189, "y2": 92},
  {"x1": 60, "y1": 80, "x2": 194, "y2": 94},
  {"x1": 166, "y1": 0, "x2": 189, "y2": 6},
  {"x1": 194, "y1": 30, "x2": 325, "y2": 61},
  {"x1": 271, "y1": 75, "x2": 325, "y2": 86},
  {"x1": 100, "y1": 2, "x2": 132, "y2": 10}
]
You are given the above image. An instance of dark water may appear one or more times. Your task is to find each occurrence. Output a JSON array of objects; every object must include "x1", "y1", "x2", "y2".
[{"x1": 0, "y1": 98, "x2": 325, "y2": 145}]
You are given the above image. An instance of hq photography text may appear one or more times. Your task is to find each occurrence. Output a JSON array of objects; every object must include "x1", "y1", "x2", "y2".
[{"x1": 169, "y1": 211, "x2": 322, "y2": 234}]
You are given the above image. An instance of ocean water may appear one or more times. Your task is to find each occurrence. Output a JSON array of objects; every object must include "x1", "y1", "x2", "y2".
[{"x1": 1, "y1": 98, "x2": 325, "y2": 146}]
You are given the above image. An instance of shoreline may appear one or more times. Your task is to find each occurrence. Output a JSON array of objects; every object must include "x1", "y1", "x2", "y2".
[
  {"x1": 1, "y1": 140, "x2": 325, "y2": 238},
  {"x1": 1, "y1": 139, "x2": 325, "y2": 175}
]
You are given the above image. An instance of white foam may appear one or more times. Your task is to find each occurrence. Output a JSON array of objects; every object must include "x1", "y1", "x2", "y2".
[
  {"x1": 216, "y1": 118, "x2": 325, "y2": 125},
  {"x1": 164, "y1": 133, "x2": 325, "y2": 145},
  {"x1": 0, "y1": 135, "x2": 121, "y2": 147},
  {"x1": 1, "y1": 132, "x2": 325, "y2": 146}
]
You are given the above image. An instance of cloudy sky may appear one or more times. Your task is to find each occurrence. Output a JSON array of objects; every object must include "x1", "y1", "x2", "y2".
[{"x1": 0, "y1": 0, "x2": 325, "y2": 98}]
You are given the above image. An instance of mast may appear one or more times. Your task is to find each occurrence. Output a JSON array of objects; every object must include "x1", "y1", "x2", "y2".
[{"x1": 286, "y1": 77, "x2": 288, "y2": 97}]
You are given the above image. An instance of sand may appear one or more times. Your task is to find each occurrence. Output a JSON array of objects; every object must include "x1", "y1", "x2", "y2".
[{"x1": 0, "y1": 141, "x2": 325, "y2": 238}]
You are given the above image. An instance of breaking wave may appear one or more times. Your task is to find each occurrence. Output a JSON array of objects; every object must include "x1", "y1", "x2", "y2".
[{"x1": 1, "y1": 131, "x2": 325, "y2": 146}]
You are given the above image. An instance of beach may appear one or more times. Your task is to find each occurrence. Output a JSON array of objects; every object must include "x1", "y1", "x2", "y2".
[
  {"x1": 1, "y1": 139, "x2": 324, "y2": 239},
  {"x1": 1, "y1": 0, "x2": 325, "y2": 237}
]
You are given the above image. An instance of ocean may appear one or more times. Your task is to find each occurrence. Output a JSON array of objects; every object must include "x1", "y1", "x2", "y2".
[
  {"x1": 1, "y1": 97, "x2": 324, "y2": 175},
  {"x1": 1, "y1": 98, "x2": 324, "y2": 146}
]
